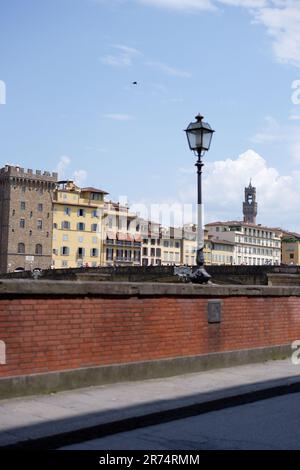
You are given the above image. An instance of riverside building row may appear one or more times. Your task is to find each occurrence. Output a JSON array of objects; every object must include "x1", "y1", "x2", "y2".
[
  {"x1": 0, "y1": 166, "x2": 197, "y2": 271},
  {"x1": 0, "y1": 165, "x2": 292, "y2": 272}
]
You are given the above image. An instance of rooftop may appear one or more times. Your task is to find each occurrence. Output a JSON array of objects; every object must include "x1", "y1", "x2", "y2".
[
  {"x1": 206, "y1": 220, "x2": 282, "y2": 233},
  {"x1": 81, "y1": 187, "x2": 109, "y2": 195},
  {"x1": 282, "y1": 230, "x2": 300, "y2": 241}
]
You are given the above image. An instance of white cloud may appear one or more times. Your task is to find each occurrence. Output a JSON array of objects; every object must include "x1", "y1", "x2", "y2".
[
  {"x1": 73, "y1": 169, "x2": 88, "y2": 186},
  {"x1": 250, "y1": 116, "x2": 300, "y2": 163},
  {"x1": 0, "y1": 80, "x2": 6, "y2": 105},
  {"x1": 162, "y1": 97, "x2": 184, "y2": 103},
  {"x1": 290, "y1": 139, "x2": 300, "y2": 164},
  {"x1": 145, "y1": 61, "x2": 191, "y2": 78},
  {"x1": 101, "y1": 44, "x2": 141, "y2": 67},
  {"x1": 55, "y1": 155, "x2": 88, "y2": 187},
  {"x1": 214, "y1": 1, "x2": 300, "y2": 68},
  {"x1": 250, "y1": 116, "x2": 283, "y2": 144},
  {"x1": 178, "y1": 167, "x2": 195, "y2": 174},
  {"x1": 177, "y1": 149, "x2": 300, "y2": 231},
  {"x1": 129, "y1": 149, "x2": 300, "y2": 231},
  {"x1": 100, "y1": 0, "x2": 267, "y2": 11},
  {"x1": 100, "y1": 1, "x2": 300, "y2": 69},
  {"x1": 218, "y1": 0, "x2": 267, "y2": 7},
  {"x1": 56, "y1": 155, "x2": 71, "y2": 179},
  {"x1": 102, "y1": 113, "x2": 134, "y2": 121},
  {"x1": 253, "y1": 1, "x2": 300, "y2": 68},
  {"x1": 138, "y1": 0, "x2": 216, "y2": 11},
  {"x1": 85, "y1": 145, "x2": 108, "y2": 153}
]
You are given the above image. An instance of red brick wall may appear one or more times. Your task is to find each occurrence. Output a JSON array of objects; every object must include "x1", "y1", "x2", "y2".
[{"x1": 0, "y1": 295, "x2": 299, "y2": 378}]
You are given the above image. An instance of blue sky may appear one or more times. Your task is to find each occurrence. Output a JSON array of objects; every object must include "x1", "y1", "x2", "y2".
[{"x1": 0, "y1": 0, "x2": 300, "y2": 230}]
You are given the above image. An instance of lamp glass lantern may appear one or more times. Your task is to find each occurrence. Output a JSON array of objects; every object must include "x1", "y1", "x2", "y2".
[{"x1": 185, "y1": 114, "x2": 214, "y2": 154}]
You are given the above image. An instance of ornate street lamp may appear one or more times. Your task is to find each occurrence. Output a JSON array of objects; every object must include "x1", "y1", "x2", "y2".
[{"x1": 184, "y1": 114, "x2": 215, "y2": 284}]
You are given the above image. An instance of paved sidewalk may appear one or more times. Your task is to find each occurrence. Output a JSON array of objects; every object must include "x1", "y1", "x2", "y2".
[{"x1": 0, "y1": 358, "x2": 300, "y2": 449}]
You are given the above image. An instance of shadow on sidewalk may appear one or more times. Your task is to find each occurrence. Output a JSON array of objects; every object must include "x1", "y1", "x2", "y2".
[{"x1": 1, "y1": 373, "x2": 300, "y2": 450}]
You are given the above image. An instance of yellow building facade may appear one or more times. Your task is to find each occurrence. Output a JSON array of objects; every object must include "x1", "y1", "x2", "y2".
[
  {"x1": 210, "y1": 239, "x2": 235, "y2": 265},
  {"x1": 281, "y1": 232, "x2": 300, "y2": 265},
  {"x1": 181, "y1": 225, "x2": 197, "y2": 266},
  {"x1": 52, "y1": 182, "x2": 107, "y2": 269},
  {"x1": 204, "y1": 231, "x2": 213, "y2": 265}
]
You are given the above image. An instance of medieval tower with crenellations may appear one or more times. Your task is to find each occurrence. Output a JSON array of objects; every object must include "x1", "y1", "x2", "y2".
[{"x1": 243, "y1": 180, "x2": 257, "y2": 224}]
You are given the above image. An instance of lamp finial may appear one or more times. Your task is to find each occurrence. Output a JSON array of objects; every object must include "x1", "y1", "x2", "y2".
[{"x1": 195, "y1": 114, "x2": 204, "y2": 122}]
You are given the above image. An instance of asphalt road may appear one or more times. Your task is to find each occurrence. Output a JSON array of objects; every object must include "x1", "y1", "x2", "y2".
[{"x1": 62, "y1": 392, "x2": 300, "y2": 450}]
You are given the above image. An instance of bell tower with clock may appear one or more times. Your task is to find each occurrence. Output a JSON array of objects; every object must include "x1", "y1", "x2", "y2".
[{"x1": 243, "y1": 180, "x2": 257, "y2": 224}]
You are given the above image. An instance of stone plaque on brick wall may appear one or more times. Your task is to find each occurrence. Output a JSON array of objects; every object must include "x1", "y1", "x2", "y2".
[
  {"x1": 0, "y1": 340, "x2": 6, "y2": 365},
  {"x1": 207, "y1": 300, "x2": 222, "y2": 324}
]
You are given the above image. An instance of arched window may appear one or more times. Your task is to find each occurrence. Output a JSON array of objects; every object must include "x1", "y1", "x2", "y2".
[
  {"x1": 18, "y1": 243, "x2": 25, "y2": 254},
  {"x1": 35, "y1": 244, "x2": 42, "y2": 255}
]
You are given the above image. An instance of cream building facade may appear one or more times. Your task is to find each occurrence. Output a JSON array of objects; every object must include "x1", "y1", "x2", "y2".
[
  {"x1": 140, "y1": 219, "x2": 162, "y2": 266},
  {"x1": 206, "y1": 221, "x2": 281, "y2": 266},
  {"x1": 102, "y1": 202, "x2": 142, "y2": 266},
  {"x1": 161, "y1": 227, "x2": 182, "y2": 266}
]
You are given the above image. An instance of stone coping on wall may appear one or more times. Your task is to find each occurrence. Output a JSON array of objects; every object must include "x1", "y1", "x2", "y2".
[{"x1": 0, "y1": 280, "x2": 299, "y2": 297}]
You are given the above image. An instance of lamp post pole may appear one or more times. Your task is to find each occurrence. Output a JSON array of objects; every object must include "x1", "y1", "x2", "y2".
[
  {"x1": 196, "y1": 151, "x2": 205, "y2": 267},
  {"x1": 184, "y1": 113, "x2": 215, "y2": 284},
  {"x1": 188, "y1": 149, "x2": 211, "y2": 283}
]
